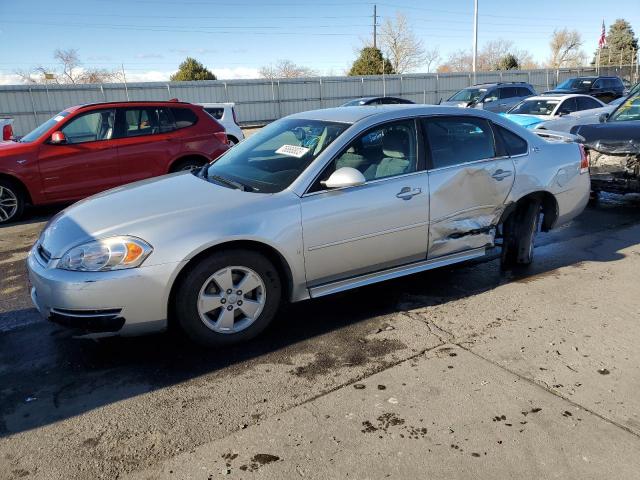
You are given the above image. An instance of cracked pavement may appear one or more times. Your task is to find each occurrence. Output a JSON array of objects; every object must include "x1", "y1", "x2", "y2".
[{"x1": 1, "y1": 196, "x2": 640, "y2": 479}]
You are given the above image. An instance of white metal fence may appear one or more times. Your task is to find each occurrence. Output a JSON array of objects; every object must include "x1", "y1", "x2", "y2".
[{"x1": 1, "y1": 65, "x2": 636, "y2": 136}]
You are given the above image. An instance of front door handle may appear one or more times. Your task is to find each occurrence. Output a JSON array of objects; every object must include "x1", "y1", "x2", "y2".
[
  {"x1": 396, "y1": 186, "x2": 422, "y2": 200},
  {"x1": 491, "y1": 169, "x2": 513, "y2": 181}
]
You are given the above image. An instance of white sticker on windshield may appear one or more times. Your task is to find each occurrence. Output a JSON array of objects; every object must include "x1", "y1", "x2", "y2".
[
  {"x1": 276, "y1": 144, "x2": 310, "y2": 158},
  {"x1": 54, "y1": 115, "x2": 65, "y2": 122}
]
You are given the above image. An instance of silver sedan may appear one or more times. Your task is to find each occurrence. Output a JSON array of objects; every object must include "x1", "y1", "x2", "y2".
[{"x1": 27, "y1": 106, "x2": 590, "y2": 346}]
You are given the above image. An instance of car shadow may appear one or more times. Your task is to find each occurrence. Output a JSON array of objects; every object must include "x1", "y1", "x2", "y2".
[{"x1": 1, "y1": 197, "x2": 639, "y2": 437}]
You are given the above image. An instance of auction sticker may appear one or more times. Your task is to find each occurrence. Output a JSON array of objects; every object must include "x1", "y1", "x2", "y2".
[{"x1": 276, "y1": 145, "x2": 310, "y2": 158}]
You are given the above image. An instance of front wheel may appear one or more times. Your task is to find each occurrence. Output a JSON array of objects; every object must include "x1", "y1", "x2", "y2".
[
  {"x1": 501, "y1": 199, "x2": 541, "y2": 268},
  {"x1": 0, "y1": 179, "x2": 25, "y2": 224},
  {"x1": 175, "y1": 250, "x2": 282, "y2": 347}
]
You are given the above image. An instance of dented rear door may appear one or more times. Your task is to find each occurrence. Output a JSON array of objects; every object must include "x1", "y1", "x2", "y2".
[{"x1": 422, "y1": 116, "x2": 514, "y2": 259}]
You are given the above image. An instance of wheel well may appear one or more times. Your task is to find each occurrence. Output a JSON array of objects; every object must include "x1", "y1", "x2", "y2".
[
  {"x1": 168, "y1": 154, "x2": 210, "y2": 173},
  {"x1": 167, "y1": 240, "x2": 294, "y2": 330},
  {"x1": 226, "y1": 135, "x2": 238, "y2": 144},
  {"x1": 500, "y1": 191, "x2": 558, "y2": 232},
  {"x1": 0, "y1": 174, "x2": 32, "y2": 204}
]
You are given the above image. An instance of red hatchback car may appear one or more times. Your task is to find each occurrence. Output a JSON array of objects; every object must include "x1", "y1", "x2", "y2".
[{"x1": 0, "y1": 100, "x2": 230, "y2": 224}]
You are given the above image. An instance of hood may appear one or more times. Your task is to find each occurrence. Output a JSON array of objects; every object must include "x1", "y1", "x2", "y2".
[
  {"x1": 40, "y1": 172, "x2": 273, "y2": 259},
  {"x1": 573, "y1": 121, "x2": 640, "y2": 154},
  {"x1": 501, "y1": 114, "x2": 546, "y2": 128},
  {"x1": 440, "y1": 100, "x2": 472, "y2": 108},
  {"x1": 0, "y1": 140, "x2": 32, "y2": 156}
]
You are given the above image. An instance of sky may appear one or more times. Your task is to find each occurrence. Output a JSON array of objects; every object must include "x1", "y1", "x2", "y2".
[{"x1": 0, "y1": 0, "x2": 639, "y2": 84}]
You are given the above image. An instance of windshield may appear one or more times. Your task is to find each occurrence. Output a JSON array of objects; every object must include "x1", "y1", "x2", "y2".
[
  {"x1": 204, "y1": 118, "x2": 349, "y2": 193},
  {"x1": 508, "y1": 99, "x2": 559, "y2": 116},
  {"x1": 556, "y1": 78, "x2": 595, "y2": 90},
  {"x1": 608, "y1": 94, "x2": 640, "y2": 122},
  {"x1": 20, "y1": 111, "x2": 70, "y2": 143},
  {"x1": 448, "y1": 88, "x2": 487, "y2": 103}
]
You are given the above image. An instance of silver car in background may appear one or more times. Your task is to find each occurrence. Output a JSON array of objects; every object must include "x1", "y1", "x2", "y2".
[
  {"x1": 27, "y1": 105, "x2": 590, "y2": 346},
  {"x1": 440, "y1": 82, "x2": 536, "y2": 113}
]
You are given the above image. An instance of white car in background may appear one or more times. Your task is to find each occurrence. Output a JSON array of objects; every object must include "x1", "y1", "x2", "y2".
[
  {"x1": 502, "y1": 94, "x2": 608, "y2": 132},
  {"x1": 198, "y1": 103, "x2": 244, "y2": 145}
]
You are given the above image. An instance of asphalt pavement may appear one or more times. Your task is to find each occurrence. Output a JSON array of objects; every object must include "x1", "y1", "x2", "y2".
[{"x1": 1, "y1": 194, "x2": 639, "y2": 479}]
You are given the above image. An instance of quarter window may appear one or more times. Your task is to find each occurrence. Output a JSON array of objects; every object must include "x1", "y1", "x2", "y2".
[
  {"x1": 311, "y1": 120, "x2": 418, "y2": 191},
  {"x1": 171, "y1": 108, "x2": 198, "y2": 128},
  {"x1": 500, "y1": 87, "x2": 519, "y2": 99},
  {"x1": 423, "y1": 117, "x2": 496, "y2": 169},
  {"x1": 61, "y1": 109, "x2": 115, "y2": 144},
  {"x1": 494, "y1": 124, "x2": 528, "y2": 156},
  {"x1": 205, "y1": 107, "x2": 224, "y2": 120}
]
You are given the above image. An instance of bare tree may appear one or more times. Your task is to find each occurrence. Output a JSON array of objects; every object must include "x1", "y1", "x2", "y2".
[
  {"x1": 547, "y1": 29, "x2": 587, "y2": 68},
  {"x1": 379, "y1": 12, "x2": 425, "y2": 73},
  {"x1": 14, "y1": 49, "x2": 119, "y2": 84},
  {"x1": 259, "y1": 59, "x2": 317, "y2": 79},
  {"x1": 438, "y1": 39, "x2": 536, "y2": 72},
  {"x1": 424, "y1": 46, "x2": 441, "y2": 73}
]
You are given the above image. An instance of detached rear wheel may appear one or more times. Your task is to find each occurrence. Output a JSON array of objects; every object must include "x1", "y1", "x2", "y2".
[
  {"x1": 0, "y1": 179, "x2": 24, "y2": 224},
  {"x1": 176, "y1": 250, "x2": 281, "y2": 347},
  {"x1": 501, "y1": 199, "x2": 541, "y2": 268}
]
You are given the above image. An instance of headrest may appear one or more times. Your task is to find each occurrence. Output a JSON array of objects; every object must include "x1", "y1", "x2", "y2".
[{"x1": 382, "y1": 129, "x2": 407, "y2": 159}]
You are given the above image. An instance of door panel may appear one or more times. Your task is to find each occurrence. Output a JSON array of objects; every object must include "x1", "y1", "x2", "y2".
[
  {"x1": 423, "y1": 115, "x2": 515, "y2": 258},
  {"x1": 428, "y1": 159, "x2": 514, "y2": 258},
  {"x1": 301, "y1": 173, "x2": 429, "y2": 285},
  {"x1": 37, "y1": 109, "x2": 120, "y2": 201}
]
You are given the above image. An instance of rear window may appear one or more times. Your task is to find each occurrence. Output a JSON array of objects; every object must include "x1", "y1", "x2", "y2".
[{"x1": 170, "y1": 108, "x2": 198, "y2": 129}]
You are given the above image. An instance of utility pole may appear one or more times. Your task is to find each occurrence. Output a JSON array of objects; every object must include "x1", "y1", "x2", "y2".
[
  {"x1": 372, "y1": 4, "x2": 378, "y2": 48},
  {"x1": 472, "y1": 0, "x2": 478, "y2": 83},
  {"x1": 121, "y1": 63, "x2": 130, "y2": 101}
]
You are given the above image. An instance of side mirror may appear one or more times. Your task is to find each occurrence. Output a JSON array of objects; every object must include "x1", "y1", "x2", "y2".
[
  {"x1": 321, "y1": 167, "x2": 366, "y2": 189},
  {"x1": 50, "y1": 131, "x2": 66, "y2": 144},
  {"x1": 599, "y1": 112, "x2": 610, "y2": 123}
]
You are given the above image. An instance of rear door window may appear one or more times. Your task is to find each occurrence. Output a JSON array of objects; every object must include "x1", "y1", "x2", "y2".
[
  {"x1": 517, "y1": 87, "x2": 533, "y2": 97},
  {"x1": 500, "y1": 87, "x2": 519, "y2": 99},
  {"x1": 120, "y1": 108, "x2": 159, "y2": 137},
  {"x1": 576, "y1": 97, "x2": 602, "y2": 110},
  {"x1": 205, "y1": 107, "x2": 224, "y2": 120},
  {"x1": 170, "y1": 108, "x2": 198, "y2": 129},
  {"x1": 423, "y1": 116, "x2": 496, "y2": 169},
  {"x1": 158, "y1": 107, "x2": 176, "y2": 133},
  {"x1": 557, "y1": 98, "x2": 578, "y2": 114}
]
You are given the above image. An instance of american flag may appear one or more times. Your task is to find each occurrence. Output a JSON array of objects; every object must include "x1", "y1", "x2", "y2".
[{"x1": 598, "y1": 20, "x2": 606, "y2": 48}]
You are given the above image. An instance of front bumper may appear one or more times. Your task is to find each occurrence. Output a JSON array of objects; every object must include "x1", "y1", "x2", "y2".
[{"x1": 27, "y1": 247, "x2": 182, "y2": 336}]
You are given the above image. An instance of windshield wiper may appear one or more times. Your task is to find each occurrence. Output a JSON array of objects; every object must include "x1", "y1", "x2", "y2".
[{"x1": 210, "y1": 174, "x2": 257, "y2": 192}]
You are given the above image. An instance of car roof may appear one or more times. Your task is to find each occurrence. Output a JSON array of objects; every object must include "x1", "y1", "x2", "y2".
[
  {"x1": 288, "y1": 104, "x2": 498, "y2": 124},
  {"x1": 522, "y1": 94, "x2": 600, "y2": 101}
]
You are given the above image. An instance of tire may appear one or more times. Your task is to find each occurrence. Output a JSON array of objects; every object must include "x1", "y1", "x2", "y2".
[
  {"x1": 170, "y1": 157, "x2": 207, "y2": 173},
  {"x1": 0, "y1": 179, "x2": 25, "y2": 225},
  {"x1": 501, "y1": 199, "x2": 541, "y2": 268},
  {"x1": 175, "y1": 249, "x2": 282, "y2": 347}
]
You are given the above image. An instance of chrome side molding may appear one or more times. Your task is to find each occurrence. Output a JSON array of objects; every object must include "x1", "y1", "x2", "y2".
[{"x1": 309, "y1": 248, "x2": 487, "y2": 298}]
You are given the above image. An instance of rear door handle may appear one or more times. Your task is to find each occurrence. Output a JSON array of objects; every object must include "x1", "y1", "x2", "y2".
[
  {"x1": 491, "y1": 169, "x2": 513, "y2": 181},
  {"x1": 396, "y1": 187, "x2": 422, "y2": 200}
]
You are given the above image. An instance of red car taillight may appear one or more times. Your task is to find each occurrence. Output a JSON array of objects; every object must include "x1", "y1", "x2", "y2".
[
  {"x1": 214, "y1": 131, "x2": 228, "y2": 144},
  {"x1": 579, "y1": 144, "x2": 589, "y2": 174},
  {"x1": 2, "y1": 124, "x2": 13, "y2": 141}
]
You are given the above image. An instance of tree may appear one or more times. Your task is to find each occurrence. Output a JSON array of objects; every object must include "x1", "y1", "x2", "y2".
[
  {"x1": 170, "y1": 57, "x2": 216, "y2": 81},
  {"x1": 547, "y1": 29, "x2": 587, "y2": 68},
  {"x1": 593, "y1": 19, "x2": 639, "y2": 66},
  {"x1": 437, "y1": 40, "x2": 534, "y2": 72},
  {"x1": 496, "y1": 53, "x2": 520, "y2": 70},
  {"x1": 379, "y1": 12, "x2": 425, "y2": 73},
  {"x1": 424, "y1": 47, "x2": 441, "y2": 73},
  {"x1": 348, "y1": 47, "x2": 394, "y2": 76},
  {"x1": 259, "y1": 59, "x2": 316, "y2": 79},
  {"x1": 15, "y1": 48, "x2": 119, "y2": 84}
]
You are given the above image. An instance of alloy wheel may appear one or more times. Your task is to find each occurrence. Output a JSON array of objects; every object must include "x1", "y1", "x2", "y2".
[
  {"x1": 0, "y1": 186, "x2": 18, "y2": 222},
  {"x1": 197, "y1": 266, "x2": 266, "y2": 334}
]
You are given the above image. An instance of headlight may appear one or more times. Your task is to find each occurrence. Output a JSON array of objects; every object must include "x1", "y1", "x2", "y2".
[{"x1": 58, "y1": 236, "x2": 153, "y2": 272}]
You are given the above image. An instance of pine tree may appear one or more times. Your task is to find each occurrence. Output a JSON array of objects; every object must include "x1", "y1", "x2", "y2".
[
  {"x1": 495, "y1": 54, "x2": 520, "y2": 70},
  {"x1": 593, "y1": 19, "x2": 639, "y2": 66},
  {"x1": 170, "y1": 57, "x2": 217, "y2": 81},
  {"x1": 348, "y1": 47, "x2": 395, "y2": 76}
]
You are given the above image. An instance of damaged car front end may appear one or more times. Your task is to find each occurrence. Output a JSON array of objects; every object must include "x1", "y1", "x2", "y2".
[{"x1": 572, "y1": 93, "x2": 640, "y2": 195}]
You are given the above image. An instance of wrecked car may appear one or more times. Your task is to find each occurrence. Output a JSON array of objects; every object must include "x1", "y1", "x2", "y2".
[
  {"x1": 27, "y1": 106, "x2": 590, "y2": 347},
  {"x1": 572, "y1": 92, "x2": 640, "y2": 195}
]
